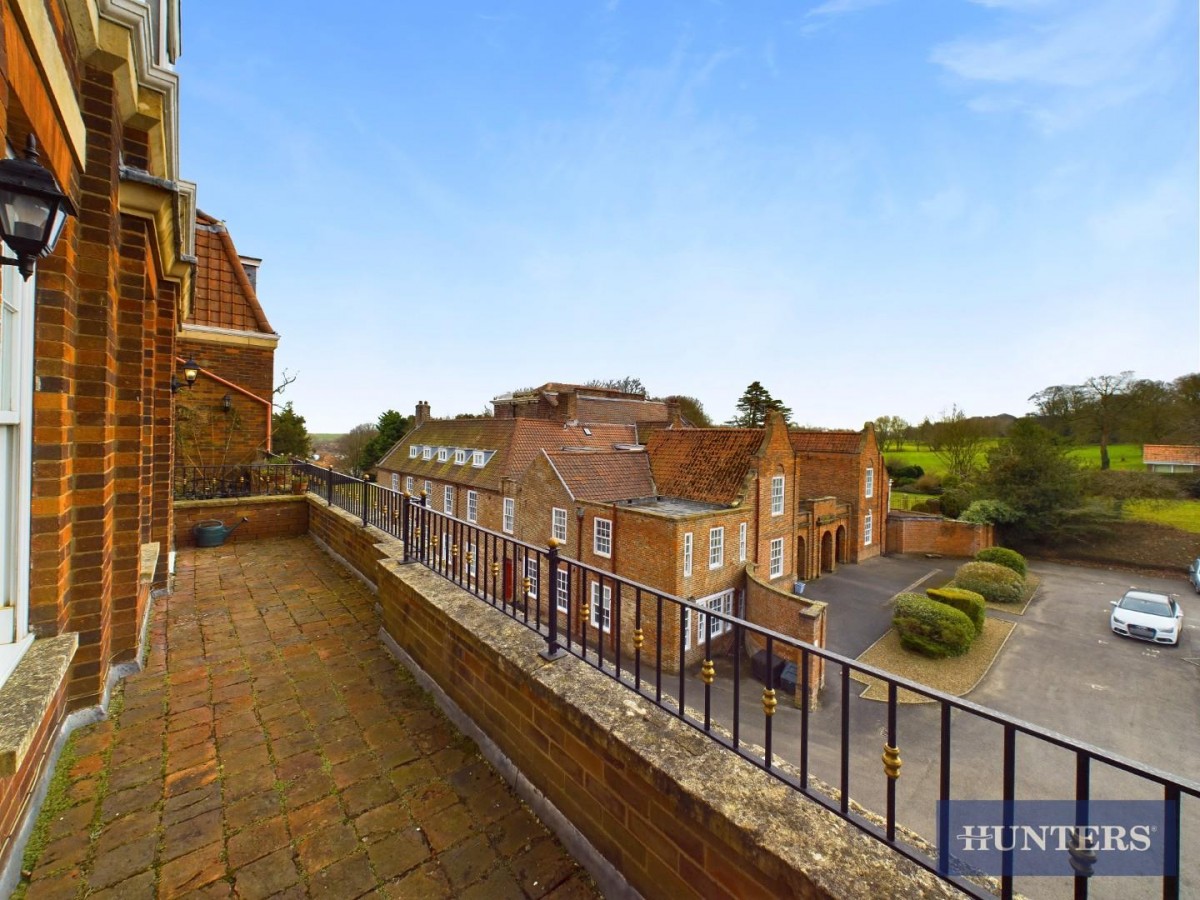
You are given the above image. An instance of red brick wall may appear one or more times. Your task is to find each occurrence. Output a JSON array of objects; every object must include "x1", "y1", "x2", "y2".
[
  {"x1": 174, "y1": 496, "x2": 310, "y2": 549},
  {"x1": 885, "y1": 513, "x2": 994, "y2": 557},
  {"x1": 175, "y1": 338, "x2": 274, "y2": 467},
  {"x1": 744, "y1": 565, "x2": 826, "y2": 705},
  {"x1": 0, "y1": 677, "x2": 67, "y2": 875}
]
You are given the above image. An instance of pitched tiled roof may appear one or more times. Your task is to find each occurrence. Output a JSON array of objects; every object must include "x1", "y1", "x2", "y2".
[
  {"x1": 544, "y1": 450, "x2": 655, "y2": 502},
  {"x1": 1144, "y1": 445, "x2": 1200, "y2": 465},
  {"x1": 574, "y1": 396, "x2": 671, "y2": 424},
  {"x1": 789, "y1": 430, "x2": 864, "y2": 454},
  {"x1": 645, "y1": 429, "x2": 764, "y2": 505},
  {"x1": 189, "y1": 211, "x2": 274, "y2": 334},
  {"x1": 376, "y1": 419, "x2": 638, "y2": 491}
]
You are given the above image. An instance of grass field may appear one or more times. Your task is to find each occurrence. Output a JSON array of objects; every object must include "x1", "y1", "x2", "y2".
[
  {"x1": 1124, "y1": 499, "x2": 1200, "y2": 534},
  {"x1": 882, "y1": 441, "x2": 1145, "y2": 476}
]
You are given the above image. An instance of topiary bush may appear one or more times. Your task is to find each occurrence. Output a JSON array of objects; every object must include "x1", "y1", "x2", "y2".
[
  {"x1": 893, "y1": 592, "x2": 976, "y2": 658},
  {"x1": 975, "y1": 547, "x2": 1027, "y2": 579},
  {"x1": 954, "y1": 561, "x2": 1024, "y2": 604},
  {"x1": 927, "y1": 587, "x2": 987, "y2": 636}
]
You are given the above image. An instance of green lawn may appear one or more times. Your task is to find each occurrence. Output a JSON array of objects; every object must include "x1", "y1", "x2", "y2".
[
  {"x1": 883, "y1": 441, "x2": 1145, "y2": 476},
  {"x1": 1124, "y1": 499, "x2": 1200, "y2": 534}
]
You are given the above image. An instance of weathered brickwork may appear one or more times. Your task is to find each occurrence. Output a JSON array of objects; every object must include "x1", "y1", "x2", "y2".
[
  {"x1": 174, "y1": 495, "x2": 311, "y2": 548},
  {"x1": 1, "y1": 1, "x2": 192, "y2": 879},
  {"x1": 296, "y1": 499, "x2": 956, "y2": 900},
  {"x1": 175, "y1": 337, "x2": 274, "y2": 466},
  {"x1": 886, "y1": 513, "x2": 994, "y2": 557}
]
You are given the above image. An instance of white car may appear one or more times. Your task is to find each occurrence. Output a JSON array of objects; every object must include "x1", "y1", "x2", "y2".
[
  {"x1": 1110, "y1": 590, "x2": 1183, "y2": 646},
  {"x1": 1188, "y1": 558, "x2": 1200, "y2": 594}
]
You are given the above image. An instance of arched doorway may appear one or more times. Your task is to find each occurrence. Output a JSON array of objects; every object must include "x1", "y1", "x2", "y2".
[
  {"x1": 835, "y1": 525, "x2": 847, "y2": 564},
  {"x1": 820, "y1": 531, "x2": 834, "y2": 573},
  {"x1": 796, "y1": 536, "x2": 807, "y2": 579}
]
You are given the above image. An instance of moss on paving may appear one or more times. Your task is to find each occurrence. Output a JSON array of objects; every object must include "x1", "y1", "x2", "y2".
[{"x1": 13, "y1": 734, "x2": 78, "y2": 899}]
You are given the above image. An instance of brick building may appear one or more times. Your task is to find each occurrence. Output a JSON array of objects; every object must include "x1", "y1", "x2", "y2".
[
  {"x1": 176, "y1": 211, "x2": 277, "y2": 468},
  {"x1": 377, "y1": 397, "x2": 877, "y2": 674},
  {"x1": 0, "y1": 0, "x2": 195, "y2": 881}
]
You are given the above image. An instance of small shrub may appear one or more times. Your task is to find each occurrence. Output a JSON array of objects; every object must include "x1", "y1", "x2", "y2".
[
  {"x1": 886, "y1": 463, "x2": 925, "y2": 480},
  {"x1": 927, "y1": 587, "x2": 986, "y2": 635},
  {"x1": 893, "y1": 593, "x2": 975, "y2": 658},
  {"x1": 954, "y1": 561, "x2": 1024, "y2": 604},
  {"x1": 940, "y1": 489, "x2": 969, "y2": 519},
  {"x1": 959, "y1": 499, "x2": 1019, "y2": 526},
  {"x1": 914, "y1": 473, "x2": 942, "y2": 493},
  {"x1": 975, "y1": 547, "x2": 1027, "y2": 579}
]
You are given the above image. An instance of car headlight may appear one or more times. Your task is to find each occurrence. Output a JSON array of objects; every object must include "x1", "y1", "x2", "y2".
[{"x1": 1112, "y1": 615, "x2": 1125, "y2": 625}]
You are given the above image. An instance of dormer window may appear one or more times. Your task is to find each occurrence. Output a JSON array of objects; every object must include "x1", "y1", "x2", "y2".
[
  {"x1": 437, "y1": 448, "x2": 448, "y2": 462},
  {"x1": 409, "y1": 446, "x2": 419, "y2": 459},
  {"x1": 473, "y1": 451, "x2": 485, "y2": 468},
  {"x1": 422, "y1": 447, "x2": 432, "y2": 460},
  {"x1": 455, "y1": 449, "x2": 466, "y2": 465}
]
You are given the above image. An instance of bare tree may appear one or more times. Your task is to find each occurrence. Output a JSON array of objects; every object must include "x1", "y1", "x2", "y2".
[
  {"x1": 872, "y1": 415, "x2": 910, "y2": 451},
  {"x1": 336, "y1": 423, "x2": 378, "y2": 476},
  {"x1": 931, "y1": 406, "x2": 987, "y2": 480},
  {"x1": 1078, "y1": 372, "x2": 1136, "y2": 470}
]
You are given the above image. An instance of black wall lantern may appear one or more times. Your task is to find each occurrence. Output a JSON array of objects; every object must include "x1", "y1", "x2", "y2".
[
  {"x1": 222, "y1": 393, "x2": 232, "y2": 412},
  {"x1": 0, "y1": 135, "x2": 76, "y2": 280},
  {"x1": 171, "y1": 358, "x2": 200, "y2": 394}
]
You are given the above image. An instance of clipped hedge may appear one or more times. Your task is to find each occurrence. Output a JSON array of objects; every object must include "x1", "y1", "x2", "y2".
[
  {"x1": 927, "y1": 587, "x2": 987, "y2": 636},
  {"x1": 975, "y1": 547, "x2": 1027, "y2": 579},
  {"x1": 954, "y1": 561, "x2": 1024, "y2": 604},
  {"x1": 893, "y1": 592, "x2": 976, "y2": 658}
]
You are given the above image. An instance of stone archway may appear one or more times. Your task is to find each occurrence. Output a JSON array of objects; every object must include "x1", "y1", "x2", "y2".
[
  {"x1": 835, "y1": 525, "x2": 847, "y2": 564},
  {"x1": 796, "y1": 536, "x2": 807, "y2": 579},
  {"x1": 820, "y1": 531, "x2": 834, "y2": 573}
]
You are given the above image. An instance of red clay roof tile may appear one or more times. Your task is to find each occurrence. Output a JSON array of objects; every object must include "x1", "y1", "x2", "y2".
[
  {"x1": 544, "y1": 450, "x2": 655, "y2": 502},
  {"x1": 645, "y1": 429, "x2": 763, "y2": 505}
]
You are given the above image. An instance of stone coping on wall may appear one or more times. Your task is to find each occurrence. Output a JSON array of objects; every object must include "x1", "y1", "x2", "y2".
[
  {"x1": 175, "y1": 493, "x2": 309, "y2": 510},
  {"x1": 376, "y1": 557, "x2": 958, "y2": 899},
  {"x1": 0, "y1": 635, "x2": 77, "y2": 777}
]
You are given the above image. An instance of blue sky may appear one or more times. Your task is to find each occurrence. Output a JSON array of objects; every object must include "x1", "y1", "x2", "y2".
[{"x1": 179, "y1": 1, "x2": 1198, "y2": 433}]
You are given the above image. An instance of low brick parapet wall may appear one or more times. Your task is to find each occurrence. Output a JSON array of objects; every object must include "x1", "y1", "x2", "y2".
[
  {"x1": 174, "y1": 495, "x2": 310, "y2": 548},
  {"x1": 886, "y1": 512, "x2": 993, "y2": 558},
  {"x1": 306, "y1": 500, "x2": 961, "y2": 899},
  {"x1": 744, "y1": 563, "x2": 826, "y2": 707}
]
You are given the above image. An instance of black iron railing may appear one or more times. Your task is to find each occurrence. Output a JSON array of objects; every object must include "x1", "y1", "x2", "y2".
[
  {"x1": 300, "y1": 462, "x2": 1199, "y2": 900},
  {"x1": 173, "y1": 462, "x2": 308, "y2": 500}
]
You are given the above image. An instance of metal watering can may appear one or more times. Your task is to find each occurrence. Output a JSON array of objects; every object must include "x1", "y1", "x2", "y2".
[{"x1": 193, "y1": 517, "x2": 248, "y2": 548}]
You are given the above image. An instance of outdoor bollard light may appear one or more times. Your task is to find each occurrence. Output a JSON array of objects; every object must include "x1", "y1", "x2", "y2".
[{"x1": 0, "y1": 135, "x2": 76, "y2": 280}]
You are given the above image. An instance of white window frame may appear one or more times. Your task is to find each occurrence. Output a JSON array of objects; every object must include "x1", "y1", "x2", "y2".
[
  {"x1": 467, "y1": 490, "x2": 478, "y2": 523},
  {"x1": 589, "y1": 581, "x2": 612, "y2": 633},
  {"x1": 865, "y1": 466, "x2": 874, "y2": 499},
  {"x1": 708, "y1": 527, "x2": 724, "y2": 569},
  {"x1": 502, "y1": 497, "x2": 515, "y2": 534},
  {"x1": 473, "y1": 450, "x2": 485, "y2": 467},
  {"x1": 468, "y1": 543, "x2": 477, "y2": 577},
  {"x1": 0, "y1": 259, "x2": 35, "y2": 687},
  {"x1": 443, "y1": 485, "x2": 454, "y2": 514},
  {"x1": 593, "y1": 517, "x2": 612, "y2": 558},
  {"x1": 409, "y1": 445, "x2": 419, "y2": 459},
  {"x1": 683, "y1": 606, "x2": 692, "y2": 651},
  {"x1": 406, "y1": 476, "x2": 414, "y2": 495},
  {"x1": 455, "y1": 448, "x2": 466, "y2": 465},
  {"x1": 770, "y1": 475, "x2": 784, "y2": 516},
  {"x1": 552, "y1": 507, "x2": 567, "y2": 543},
  {"x1": 769, "y1": 538, "x2": 784, "y2": 578},
  {"x1": 555, "y1": 568, "x2": 569, "y2": 612},
  {"x1": 683, "y1": 532, "x2": 693, "y2": 577},
  {"x1": 423, "y1": 479, "x2": 432, "y2": 499},
  {"x1": 390, "y1": 473, "x2": 398, "y2": 491},
  {"x1": 694, "y1": 590, "x2": 736, "y2": 646},
  {"x1": 525, "y1": 557, "x2": 539, "y2": 599},
  {"x1": 864, "y1": 510, "x2": 873, "y2": 546},
  {"x1": 437, "y1": 447, "x2": 448, "y2": 462},
  {"x1": 422, "y1": 446, "x2": 432, "y2": 460},
  {"x1": 738, "y1": 522, "x2": 747, "y2": 562}
]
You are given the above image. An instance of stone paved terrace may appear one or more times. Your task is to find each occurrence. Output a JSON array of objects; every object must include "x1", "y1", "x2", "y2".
[{"x1": 17, "y1": 537, "x2": 599, "y2": 899}]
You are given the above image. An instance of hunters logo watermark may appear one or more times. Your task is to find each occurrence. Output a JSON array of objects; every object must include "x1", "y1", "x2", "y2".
[{"x1": 939, "y1": 800, "x2": 1177, "y2": 877}]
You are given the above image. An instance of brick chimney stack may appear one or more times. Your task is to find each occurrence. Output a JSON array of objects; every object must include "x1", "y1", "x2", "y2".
[{"x1": 415, "y1": 401, "x2": 431, "y2": 427}]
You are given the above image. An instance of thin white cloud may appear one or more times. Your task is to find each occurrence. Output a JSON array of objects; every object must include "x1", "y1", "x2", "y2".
[
  {"x1": 931, "y1": 0, "x2": 1180, "y2": 129},
  {"x1": 807, "y1": 0, "x2": 890, "y2": 16},
  {"x1": 1088, "y1": 166, "x2": 1196, "y2": 250}
]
